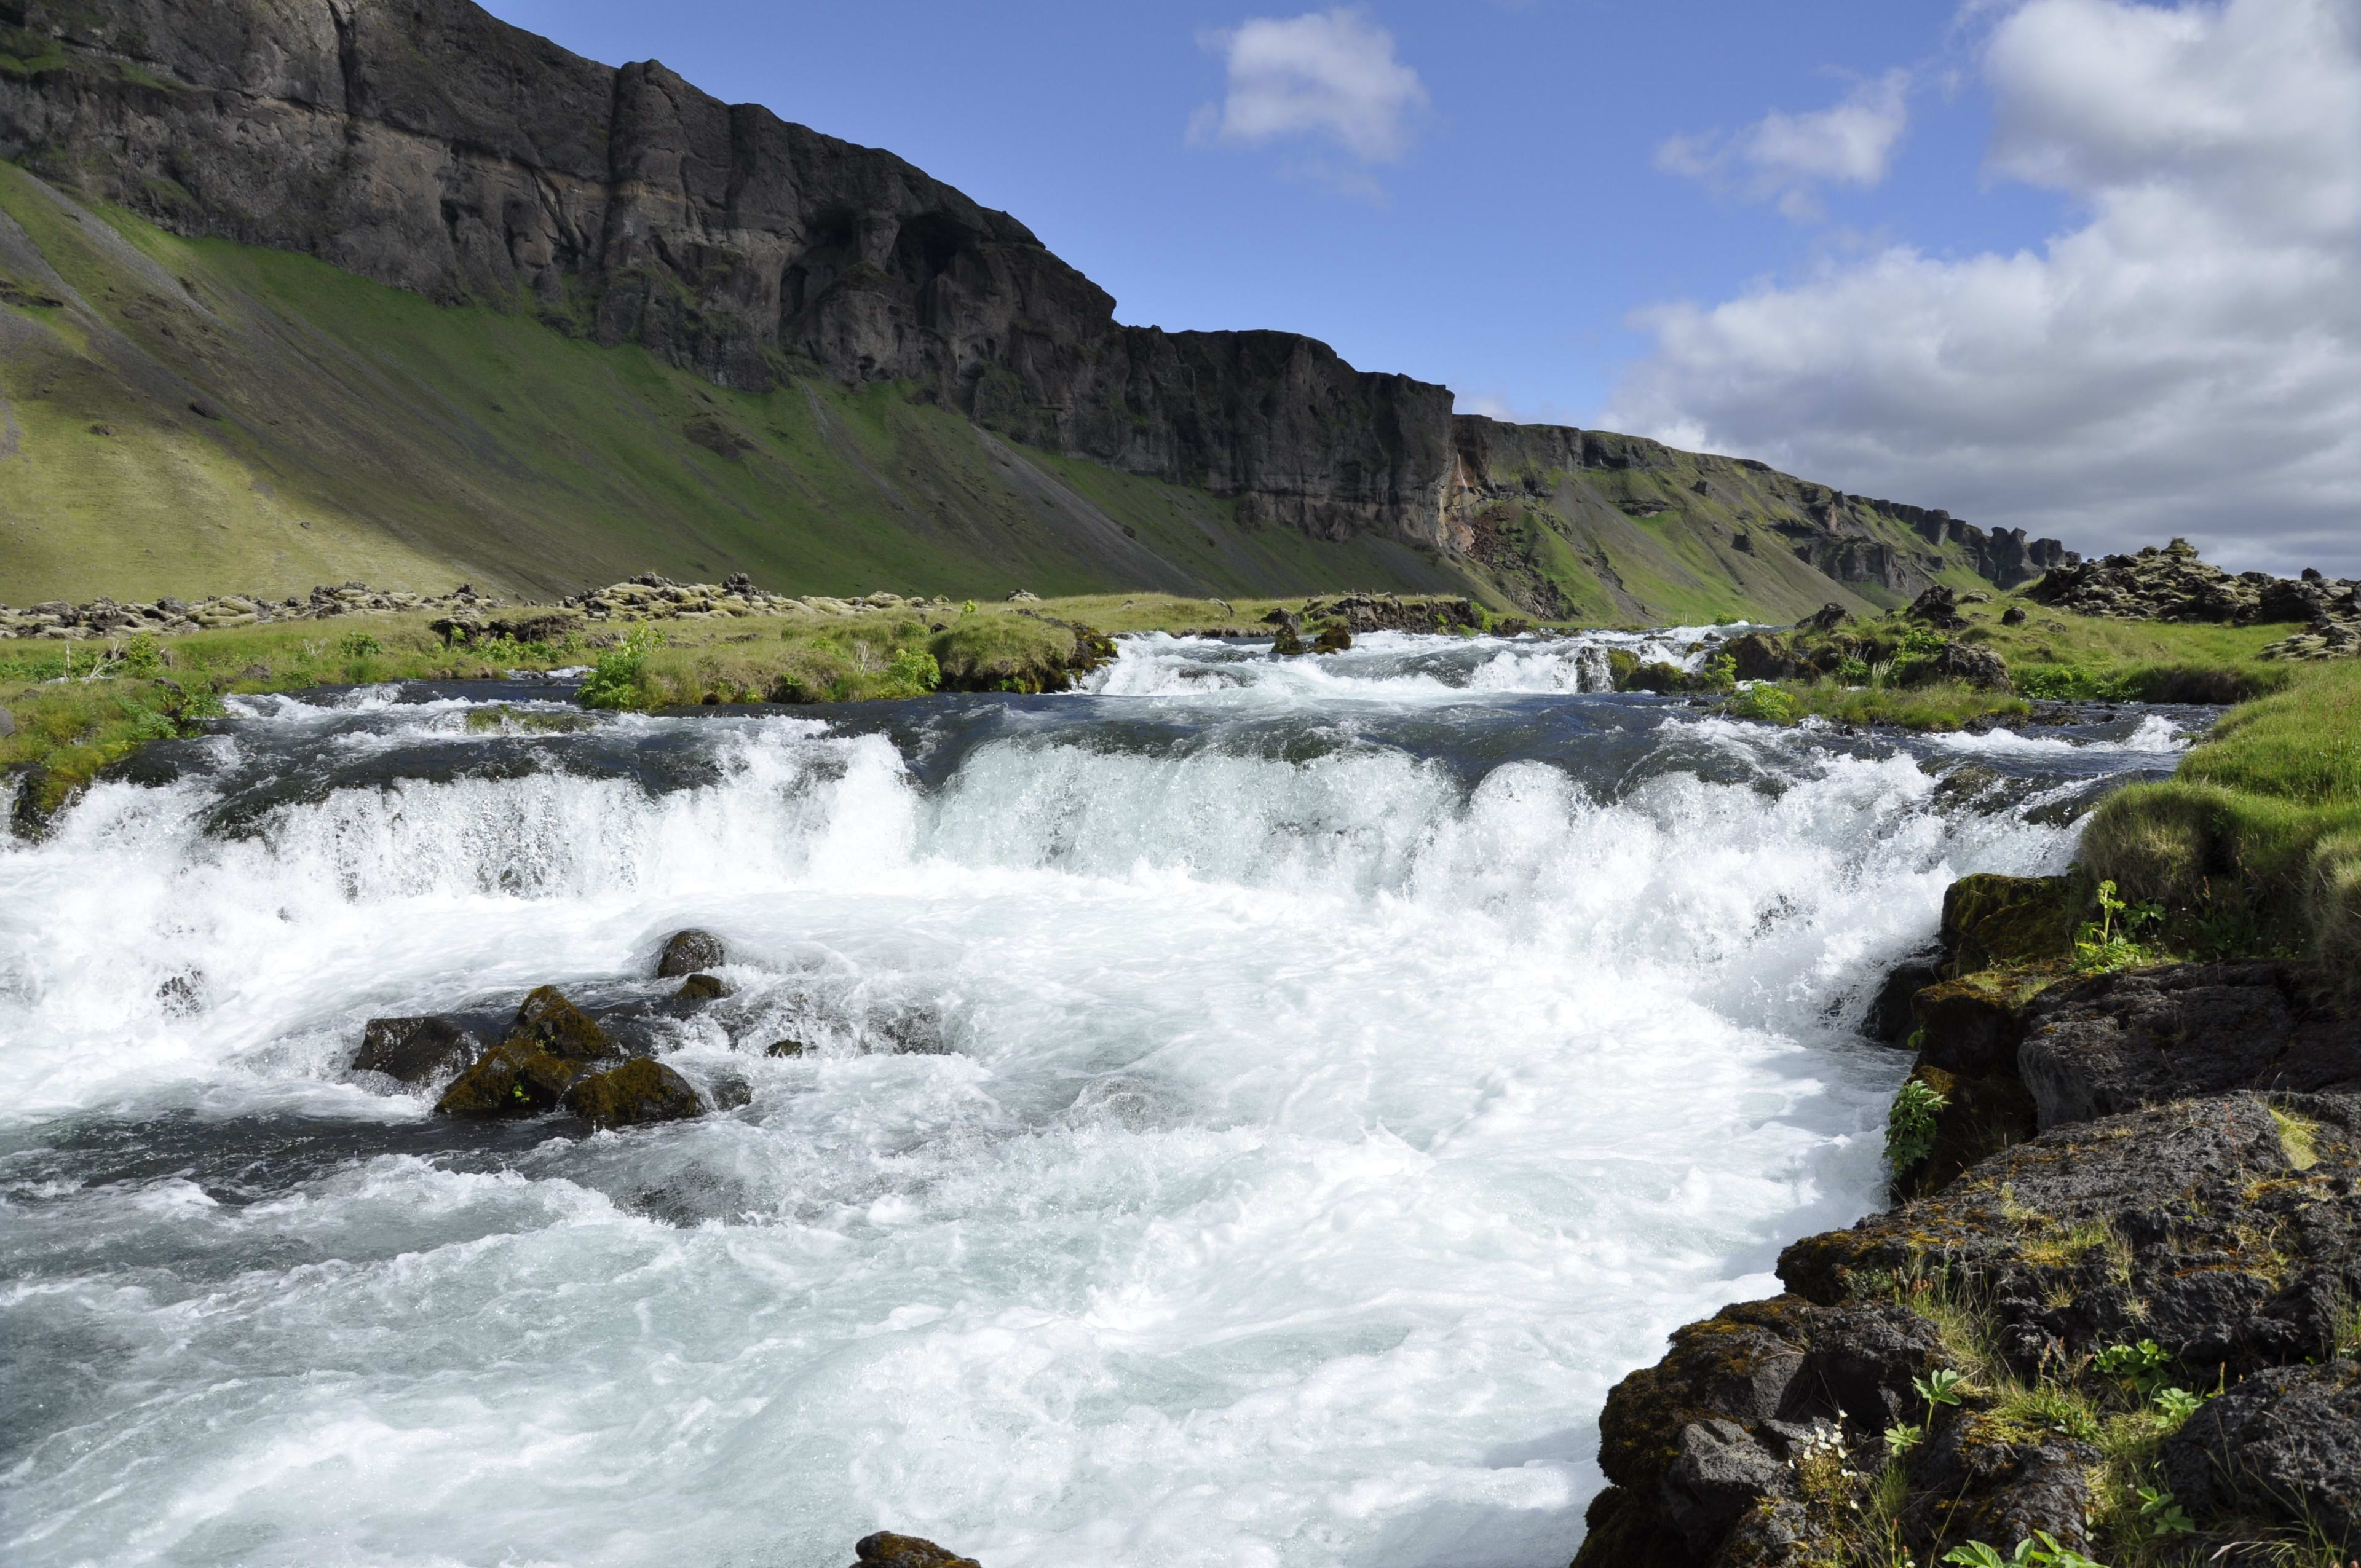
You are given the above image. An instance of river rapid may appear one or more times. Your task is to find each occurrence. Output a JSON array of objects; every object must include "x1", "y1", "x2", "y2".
[{"x1": 0, "y1": 630, "x2": 2196, "y2": 1568}]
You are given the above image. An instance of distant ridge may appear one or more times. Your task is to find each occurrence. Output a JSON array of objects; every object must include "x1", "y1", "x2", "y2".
[{"x1": 0, "y1": 0, "x2": 2074, "y2": 611}]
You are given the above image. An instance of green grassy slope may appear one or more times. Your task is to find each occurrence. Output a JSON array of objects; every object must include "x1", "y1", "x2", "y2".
[
  {"x1": 0, "y1": 160, "x2": 1480, "y2": 604},
  {"x1": 0, "y1": 157, "x2": 1999, "y2": 620},
  {"x1": 1447, "y1": 444, "x2": 2001, "y2": 628}
]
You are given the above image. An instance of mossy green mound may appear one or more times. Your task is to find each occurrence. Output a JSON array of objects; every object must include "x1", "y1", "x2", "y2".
[{"x1": 563, "y1": 1058, "x2": 704, "y2": 1129}]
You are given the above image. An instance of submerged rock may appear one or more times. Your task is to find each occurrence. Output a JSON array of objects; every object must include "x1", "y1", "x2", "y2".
[
  {"x1": 851, "y1": 1535, "x2": 981, "y2": 1568},
  {"x1": 675, "y1": 972, "x2": 726, "y2": 1001},
  {"x1": 352, "y1": 1016, "x2": 477, "y2": 1084},
  {"x1": 562, "y1": 1058, "x2": 703, "y2": 1129},
  {"x1": 764, "y1": 1039, "x2": 807, "y2": 1058},
  {"x1": 1311, "y1": 625, "x2": 1352, "y2": 654},
  {"x1": 657, "y1": 929, "x2": 726, "y2": 978}
]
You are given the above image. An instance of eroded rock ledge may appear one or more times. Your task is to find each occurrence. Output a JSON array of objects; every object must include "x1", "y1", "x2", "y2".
[{"x1": 1576, "y1": 876, "x2": 2361, "y2": 1568}]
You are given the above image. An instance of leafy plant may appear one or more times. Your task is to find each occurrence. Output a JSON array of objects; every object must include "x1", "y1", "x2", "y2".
[
  {"x1": 2074, "y1": 880, "x2": 2154, "y2": 973},
  {"x1": 1914, "y1": 1367, "x2": 1965, "y2": 1409},
  {"x1": 2135, "y1": 1484, "x2": 2193, "y2": 1537},
  {"x1": 2151, "y1": 1387, "x2": 2204, "y2": 1424},
  {"x1": 119, "y1": 632, "x2": 165, "y2": 679},
  {"x1": 1726, "y1": 684, "x2": 1800, "y2": 725},
  {"x1": 1888, "y1": 1078, "x2": 1950, "y2": 1173},
  {"x1": 883, "y1": 647, "x2": 941, "y2": 698},
  {"x1": 337, "y1": 631, "x2": 384, "y2": 658},
  {"x1": 577, "y1": 625, "x2": 663, "y2": 710},
  {"x1": 1941, "y1": 1532, "x2": 2107, "y2": 1567},
  {"x1": 2094, "y1": 1339, "x2": 2170, "y2": 1397},
  {"x1": 1836, "y1": 656, "x2": 1872, "y2": 685},
  {"x1": 1883, "y1": 1421, "x2": 1923, "y2": 1455}
]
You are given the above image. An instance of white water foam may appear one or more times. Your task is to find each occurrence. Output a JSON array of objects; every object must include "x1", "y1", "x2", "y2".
[{"x1": 0, "y1": 638, "x2": 2140, "y2": 1568}]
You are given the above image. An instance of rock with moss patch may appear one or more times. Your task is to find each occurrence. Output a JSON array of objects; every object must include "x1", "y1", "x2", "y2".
[
  {"x1": 1781, "y1": 1092, "x2": 2361, "y2": 1377},
  {"x1": 1311, "y1": 625, "x2": 1351, "y2": 654},
  {"x1": 562, "y1": 1057, "x2": 703, "y2": 1129},
  {"x1": 1900, "y1": 1416, "x2": 2097, "y2": 1564},
  {"x1": 433, "y1": 1039, "x2": 580, "y2": 1117},
  {"x1": 1939, "y1": 874, "x2": 2079, "y2": 975},
  {"x1": 764, "y1": 1039, "x2": 807, "y2": 1058},
  {"x1": 850, "y1": 1532, "x2": 981, "y2": 1568},
  {"x1": 675, "y1": 972, "x2": 726, "y2": 1001},
  {"x1": 1911, "y1": 982, "x2": 2024, "y2": 1079},
  {"x1": 656, "y1": 929, "x2": 726, "y2": 977},
  {"x1": 506, "y1": 985, "x2": 615, "y2": 1061}
]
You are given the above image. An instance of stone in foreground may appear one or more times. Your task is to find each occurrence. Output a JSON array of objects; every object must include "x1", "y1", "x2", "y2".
[{"x1": 657, "y1": 929, "x2": 726, "y2": 978}]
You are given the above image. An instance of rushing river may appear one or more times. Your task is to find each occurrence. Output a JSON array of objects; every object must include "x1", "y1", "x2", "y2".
[{"x1": 0, "y1": 630, "x2": 2195, "y2": 1568}]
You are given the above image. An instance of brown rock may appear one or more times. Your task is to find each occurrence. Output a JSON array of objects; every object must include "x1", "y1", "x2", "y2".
[
  {"x1": 434, "y1": 1039, "x2": 580, "y2": 1118},
  {"x1": 852, "y1": 1532, "x2": 979, "y2": 1568},
  {"x1": 675, "y1": 972, "x2": 726, "y2": 1001}
]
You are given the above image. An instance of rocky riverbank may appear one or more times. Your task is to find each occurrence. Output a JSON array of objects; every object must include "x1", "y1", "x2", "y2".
[{"x1": 1574, "y1": 873, "x2": 2361, "y2": 1568}]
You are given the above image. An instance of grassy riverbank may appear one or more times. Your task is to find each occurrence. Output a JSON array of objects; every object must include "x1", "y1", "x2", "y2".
[{"x1": 2081, "y1": 661, "x2": 2361, "y2": 970}]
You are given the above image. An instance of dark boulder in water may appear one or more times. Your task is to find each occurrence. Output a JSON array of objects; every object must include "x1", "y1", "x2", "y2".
[
  {"x1": 508, "y1": 985, "x2": 614, "y2": 1061},
  {"x1": 563, "y1": 1058, "x2": 703, "y2": 1129},
  {"x1": 1311, "y1": 625, "x2": 1352, "y2": 654},
  {"x1": 352, "y1": 1016, "x2": 476, "y2": 1084},
  {"x1": 764, "y1": 1039, "x2": 807, "y2": 1058},
  {"x1": 675, "y1": 973, "x2": 726, "y2": 1002},
  {"x1": 434, "y1": 1039, "x2": 579, "y2": 1118},
  {"x1": 657, "y1": 929, "x2": 726, "y2": 978},
  {"x1": 852, "y1": 1533, "x2": 981, "y2": 1568}
]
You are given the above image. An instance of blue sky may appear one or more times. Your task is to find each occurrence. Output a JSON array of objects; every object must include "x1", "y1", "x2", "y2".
[{"x1": 481, "y1": 1, "x2": 2361, "y2": 574}]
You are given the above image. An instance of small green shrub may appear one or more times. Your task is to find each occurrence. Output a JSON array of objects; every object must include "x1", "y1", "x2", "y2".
[
  {"x1": 337, "y1": 632, "x2": 384, "y2": 658},
  {"x1": 1887, "y1": 1079, "x2": 1949, "y2": 1173},
  {"x1": 884, "y1": 647, "x2": 941, "y2": 697},
  {"x1": 119, "y1": 633, "x2": 165, "y2": 679},
  {"x1": 577, "y1": 626, "x2": 662, "y2": 710},
  {"x1": 1726, "y1": 684, "x2": 1800, "y2": 725}
]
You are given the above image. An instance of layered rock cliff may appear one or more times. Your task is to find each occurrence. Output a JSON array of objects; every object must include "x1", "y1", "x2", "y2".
[{"x1": 0, "y1": 0, "x2": 2073, "y2": 606}]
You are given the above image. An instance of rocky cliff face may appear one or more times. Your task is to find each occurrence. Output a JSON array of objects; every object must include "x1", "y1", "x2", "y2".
[{"x1": 0, "y1": 0, "x2": 2071, "y2": 605}]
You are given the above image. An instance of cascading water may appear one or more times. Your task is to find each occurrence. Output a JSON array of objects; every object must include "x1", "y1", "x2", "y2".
[{"x1": 0, "y1": 631, "x2": 2197, "y2": 1567}]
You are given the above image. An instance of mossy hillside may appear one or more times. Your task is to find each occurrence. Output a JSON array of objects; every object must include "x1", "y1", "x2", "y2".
[{"x1": 0, "y1": 160, "x2": 1497, "y2": 606}]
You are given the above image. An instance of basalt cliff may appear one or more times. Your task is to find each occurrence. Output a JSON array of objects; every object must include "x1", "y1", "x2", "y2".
[{"x1": 0, "y1": 0, "x2": 2072, "y2": 607}]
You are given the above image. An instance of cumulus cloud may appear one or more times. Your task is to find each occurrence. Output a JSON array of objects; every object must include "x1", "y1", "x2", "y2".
[
  {"x1": 1190, "y1": 7, "x2": 1430, "y2": 188},
  {"x1": 1607, "y1": 0, "x2": 2361, "y2": 575},
  {"x1": 1657, "y1": 70, "x2": 1912, "y2": 220}
]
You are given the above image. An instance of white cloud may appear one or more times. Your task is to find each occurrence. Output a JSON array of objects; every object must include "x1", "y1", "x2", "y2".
[
  {"x1": 1657, "y1": 70, "x2": 1912, "y2": 221},
  {"x1": 1608, "y1": 0, "x2": 2361, "y2": 575},
  {"x1": 1190, "y1": 8, "x2": 1430, "y2": 178}
]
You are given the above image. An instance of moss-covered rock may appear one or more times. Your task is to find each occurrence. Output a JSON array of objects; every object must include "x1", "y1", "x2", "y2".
[
  {"x1": 849, "y1": 1534, "x2": 981, "y2": 1568},
  {"x1": 507, "y1": 984, "x2": 614, "y2": 1061},
  {"x1": 1939, "y1": 874, "x2": 2081, "y2": 974},
  {"x1": 561, "y1": 1057, "x2": 703, "y2": 1129},
  {"x1": 1888, "y1": 1062, "x2": 2039, "y2": 1202},
  {"x1": 1311, "y1": 624, "x2": 1352, "y2": 654},
  {"x1": 433, "y1": 1039, "x2": 579, "y2": 1118},
  {"x1": 1912, "y1": 980, "x2": 2025, "y2": 1079},
  {"x1": 674, "y1": 972, "x2": 726, "y2": 1001},
  {"x1": 1782, "y1": 1092, "x2": 2361, "y2": 1376}
]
